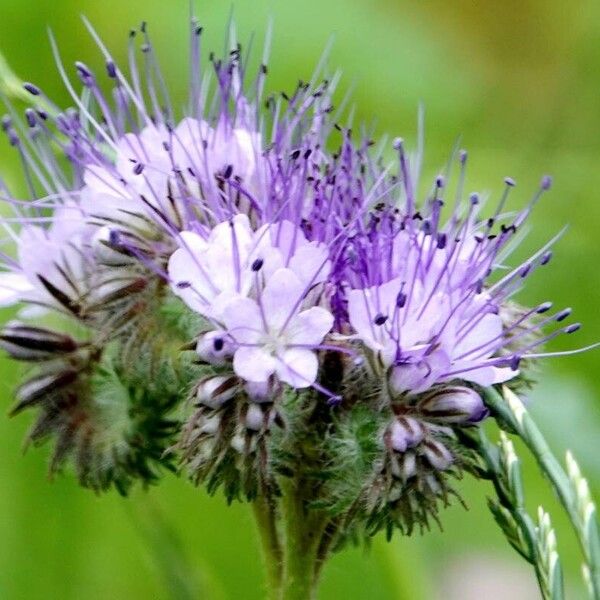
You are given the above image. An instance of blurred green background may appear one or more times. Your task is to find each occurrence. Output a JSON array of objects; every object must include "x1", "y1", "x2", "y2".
[{"x1": 0, "y1": 1, "x2": 599, "y2": 598}]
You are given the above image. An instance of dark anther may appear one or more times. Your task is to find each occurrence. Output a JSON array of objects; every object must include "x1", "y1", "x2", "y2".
[
  {"x1": 396, "y1": 292, "x2": 407, "y2": 308},
  {"x1": 176, "y1": 281, "x2": 192, "y2": 289},
  {"x1": 23, "y1": 82, "x2": 41, "y2": 96},
  {"x1": 537, "y1": 302, "x2": 552, "y2": 314},
  {"x1": 106, "y1": 61, "x2": 117, "y2": 78},
  {"x1": 556, "y1": 308, "x2": 572, "y2": 322},
  {"x1": 213, "y1": 338, "x2": 224, "y2": 352},
  {"x1": 75, "y1": 62, "x2": 94, "y2": 85},
  {"x1": 251, "y1": 258, "x2": 264, "y2": 272},
  {"x1": 25, "y1": 109, "x2": 36, "y2": 128},
  {"x1": 222, "y1": 164, "x2": 233, "y2": 179},
  {"x1": 374, "y1": 313, "x2": 388, "y2": 326}
]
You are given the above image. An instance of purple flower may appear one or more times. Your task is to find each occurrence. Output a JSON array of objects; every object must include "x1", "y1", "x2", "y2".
[
  {"x1": 0, "y1": 202, "x2": 89, "y2": 312},
  {"x1": 0, "y1": 18, "x2": 593, "y2": 407},
  {"x1": 222, "y1": 268, "x2": 333, "y2": 388}
]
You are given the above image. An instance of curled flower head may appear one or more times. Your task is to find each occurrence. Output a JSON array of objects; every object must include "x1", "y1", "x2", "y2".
[{"x1": 0, "y1": 17, "x2": 594, "y2": 540}]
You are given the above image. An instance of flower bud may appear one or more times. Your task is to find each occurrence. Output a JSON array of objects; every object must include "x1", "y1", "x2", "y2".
[
  {"x1": 246, "y1": 403, "x2": 265, "y2": 431},
  {"x1": 196, "y1": 331, "x2": 233, "y2": 366},
  {"x1": 196, "y1": 376, "x2": 238, "y2": 409},
  {"x1": 245, "y1": 403, "x2": 276, "y2": 431},
  {"x1": 0, "y1": 323, "x2": 78, "y2": 361},
  {"x1": 418, "y1": 387, "x2": 487, "y2": 424},
  {"x1": 390, "y1": 450, "x2": 417, "y2": 481},
  {"x1": 199, "y1": 414, "x2": 221, "y2": 435},
  {"x1": 388, "y1": 417, "x2": 424, "y2": 453},
  {"x1": 244, "y1": 380, "x2": 279, "y2": 403},
  {"x1": 422, "y1": 439, "x2": 453, "y2": 471},
  {"x1": 12, "y1": 369, "x2": 79, "y2": 415}
]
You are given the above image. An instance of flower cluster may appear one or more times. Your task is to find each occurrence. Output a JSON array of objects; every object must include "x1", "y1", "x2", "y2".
[{"x1": 0, "y1": 20, "x2": 589, "y2": 534}]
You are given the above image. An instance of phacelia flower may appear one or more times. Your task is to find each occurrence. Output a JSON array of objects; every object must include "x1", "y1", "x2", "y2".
[{"x1": 0, "y1": 17, "x2": 594, "y2": 541}]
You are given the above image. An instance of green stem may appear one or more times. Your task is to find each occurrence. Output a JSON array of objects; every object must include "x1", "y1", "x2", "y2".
[
  {"x1": 279, "y1": 478, "x2": 328, "y2": 600},
  {"x1": 475, "y1": 428, "x2": 562, "y2": 599},
  {"x1": 483, "y1": 386, "x2": 600, "y2": 599},
  {"x1": 252, "y1": 495, "x2": 283, "y2": 600}
]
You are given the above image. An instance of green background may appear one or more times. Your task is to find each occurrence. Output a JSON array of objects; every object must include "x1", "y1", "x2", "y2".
[{"x1": 0, "y1": 1, "x2": 599, "y2": 598}]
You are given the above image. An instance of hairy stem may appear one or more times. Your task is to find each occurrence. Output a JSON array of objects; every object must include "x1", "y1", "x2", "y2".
[
  {"x1": 252, "y1": 494, "x2": 284, "y2": 600},
  {"x1": 279, "y1": 478, "x2": 329, "y2": 600}
]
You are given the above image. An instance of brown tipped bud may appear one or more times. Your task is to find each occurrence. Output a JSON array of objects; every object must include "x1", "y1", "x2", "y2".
[
  {"x1": 418, "y1": 387, "x2": 487, "y2": 424},
  {"x1": 36, "y1": 275, "x2": 82, "y2": 316},
  {"x1": 196, "y1": 376, "x2": 238, "y2": 409},
  {"x1": 387, "y1": 416, "x2": 425, "y2": 453},
  {"x1": 0, "y1": 324, "x2": 78, "y2": 361},
  {"x1": 87, "y1": 278, "x2": 148, "y2": 310},
  {"x1": 11, "y1": 369, "x2": 79, "y2": 415},
  {"x1": 196, "y1": 331, "x2": 233, "y2": 366},
  {"x1": 422, "y1": 439, "x2": 453, "y2": 471}
]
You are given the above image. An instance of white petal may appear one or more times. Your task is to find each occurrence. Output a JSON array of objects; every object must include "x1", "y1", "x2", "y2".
[
  {"x1": 288, "y1": 243, "x2": 331, "y2": 286},
  {"x1": 222, "y1": 297, "x2": 264, "y2": 344},
  {"x1": 457, "y1": 363, "x2": 518, "y2": 386},
  {"x1": 261, "y1": 220, "x2": 308, "y2": 262},
  {"x1": 83, "y1": 165, "x2": 129, "y2": 199},
  {"x1": 233, "y1": 346, "x2": 277, "y2": 382},
  {"x1": 205, "y1": 216, "x2": 254, "y2": 295},
  {"x1": 288, "y1": 307, "x2": 334, "y2": 346},
  {"x1": 453, "y1": 312, "x2": 503, "y2": 358},
  {"x1": 276, "y1": 348, "x2": 319, "y2": 388},
  {"x1": 172, "y1": 117, "x2": 211, "y2": 169},
  {"x1": 261, "y1": 268, "x2": 305, "y2": 331},
  {"x1": 167, "y1": 248, "x2": 213, "y2": 314},
  {"x1": 347, "y1": 278, "x2": 401, "y2": 352},
  {"x1": 179, "y1": 231, "x2": 208, "y2": 255},
  {"x1": 0, "y1": 273, "x2": 34, "y2": 306}
]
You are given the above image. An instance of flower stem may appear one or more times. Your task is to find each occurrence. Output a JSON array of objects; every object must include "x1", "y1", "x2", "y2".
[
  {"x1": 279, "y1": 478, "x2": 328, "y2": 600},
  {"x1": 252, "y1": 494, "x2": 283, "y2": 600}
]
